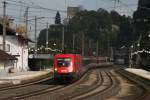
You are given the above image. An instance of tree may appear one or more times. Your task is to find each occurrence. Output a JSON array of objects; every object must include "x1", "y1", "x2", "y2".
[
  {"x1": 38, "y1": 8, "x2": 134, "y2": 55},
  {"x1": 110, "y1": 10, "x2": 121, "y2": 26},
  {"x1": 118, "y1": 16, "x2": 133, "y2": 47},
  {"x1": 132, "y1": 0, "x2": 150, "y2": 69},
  {"x1": 68, "y1": 9, "x2": 115, "y2": 55},
  {"x1": 37, "y1": 24, "x2": 63, "y2": 49},
  {"x1": 133, "y1": 0, "x2": 150, "y2": 50},
  {"x1": 133, "y1": 0, "x2": 150, "y2": 36},
  {"x1": 55, "y1": 11, "x2": 61, "y2": 24}
]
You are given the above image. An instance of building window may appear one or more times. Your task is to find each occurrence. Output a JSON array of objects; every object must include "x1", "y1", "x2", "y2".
[{"x1": 0, "y1": 44, "x2": 10, "y2": 52}]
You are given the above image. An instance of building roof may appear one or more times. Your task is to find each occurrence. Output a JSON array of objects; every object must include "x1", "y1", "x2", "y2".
[
  {"x1": 0, "y1": 50, "x2": 17, "y2": 60},
  {"x1": 0, "y1": 24, "x2": 16, "y2": 36},
  {"x1": 0, "y1": 24, "x2": 34, "y2": 43}
]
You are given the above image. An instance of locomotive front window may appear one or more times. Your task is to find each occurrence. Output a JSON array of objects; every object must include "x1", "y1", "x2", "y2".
[{"x1": 57, "y1": 58, "x2": 71, "y2": 67}]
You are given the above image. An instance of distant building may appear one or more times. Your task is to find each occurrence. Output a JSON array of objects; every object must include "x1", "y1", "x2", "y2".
[
  {"x1": 67, "y1": 7, "x2": 81, "y2": 19},
  {"x1": 0, "y1": 24, "x2": 31, "y2": 73},
  {"x1": 63, "y1": 6, "x2": 82, "y2": 24}
]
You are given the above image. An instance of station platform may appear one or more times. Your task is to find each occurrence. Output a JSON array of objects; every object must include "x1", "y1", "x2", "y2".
[
  {"x1": 0, "y1": 70, "x2": 52, "y2": 85},
  {"x1": 87, "y1": 63, "x2": 150, "y2": 81},
  {"x1": 0, "y1": 65, "x2": 149, "y2": 85},
  {"x1": 125, "y1": 68, "x2": 150, "y2": 80}
]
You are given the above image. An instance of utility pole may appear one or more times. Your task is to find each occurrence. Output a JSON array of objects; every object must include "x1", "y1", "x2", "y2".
[
  {"x1": 110, "y1": 47, "x2": 114, "y2": 61},
  {"x1": 129, "y1": 46, "x2": 133, "y2": 68},
  {"x1": 82, "y1": 33, "x2": 84, "y2": 56},
  {"x1": 89, "y1": 39, "x2": 92, "y2": 56},
  {"x1": 34, "y1": 16, "x2": 37, "y2": 52},
  {"x1": 107, "y1": 36, "x2": 110, "y2": 57},
  {"x1": 95, "y1": 0, "x2": 98, "y2": 10},
  {"x1": 89, "y1": 39, "x2": 91, "y2": 48},
  {"x1": 3, "y1": 1, "x2": 7, "y2": 51},
  {"x1": 25, "y1": 7, "x2": 29, "y2": 38},
  {"x1": 72, "y1": 33, "x2": 75, "y2": 53},
  {"x1": 62, "y1": 26, "x2": 65, "y2": 51},
  {"x1": 96, "y1": 40, "x2": 99, "y2": 56},
  {"x1": 26, "y1": 16, "x2": 45, "y2": 52},
  {"x1": 114, "y1": 0, "x2": 120, "y2": 9},
  {"x1": 46, "y1": 22, "x2": 49, "y2": 48}
]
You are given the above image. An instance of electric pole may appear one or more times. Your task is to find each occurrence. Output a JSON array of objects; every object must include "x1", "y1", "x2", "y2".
[
  {"x1": 3, "y1": 1, "x2": 7, "y2": 51},
  {"x1": 96, "y1": 40, "x2": 99, "y2": 56},
  {"x1": 35, "y1": 16, "x2": 37, "y2": 52},
  {"x1": 62, "y1": 26, "x2": 65, "y2": 51},
  {"x1": 107, "y1": 38, "x2": 110, "y2": 57},
  {"x1": 114, "y1": 0, "x2": 120, "y2": 9},
  {"x1": 82, "y1": 33, "x2": 84, "y2": 56},
  {"x1": 110, "y1": 47, "x2": 114, "y2": 61},
  {"x1": 96, "y1": 0, "x2": 98, "y2": 10},
  {"x1": 25, "y1": 7, "x2": 29, "y2": 38},
  {"x1": 73, "y1": 33, "x2": 75, "y2": 53},
  {"x1": 46, "y1": 22, "x2": 49, "y2": 48},
  {"x1": 89, "y1": 39, "x2": 92, "y2": 56}
]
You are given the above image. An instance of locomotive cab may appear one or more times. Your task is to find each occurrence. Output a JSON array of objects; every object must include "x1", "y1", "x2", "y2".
[{"x1": 54, "y1": 54, "x2": 81, "y2": 80}]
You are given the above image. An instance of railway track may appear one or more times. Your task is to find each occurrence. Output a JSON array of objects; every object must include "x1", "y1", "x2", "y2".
[
  {"x1": 115, "y1": 69, "x2": 150, "y2": 100},
  {"x1": 0, "y1": 76, "x2": 65, "y2": 100},
  {"x1": 0, "y1": 65, "x2": 149, "y2": 100},
  {"x1": 21, "y1": 68, "x2": 120, "y2": 100},
  {"x1": 0, "y1": 66, "x2": 90, "y2": 100},
  {"x1": 19, "y1": 69, "x2": 95, "y2": 100},
  {"x1": 68, "y1": 70, "x2": 120, "y2": 100},
  {"x1": 23, "y1": 67, "x2": 150, "y2": 100},
  {"x1": 0, "y1": 73, "x2": 65, "y2": 100},
  {"x1": 0, "y1": 76, "x2": 52, "y2": 91},
  {"x1": 0, "y1": 73, "x2": 52, "y2": 91}
]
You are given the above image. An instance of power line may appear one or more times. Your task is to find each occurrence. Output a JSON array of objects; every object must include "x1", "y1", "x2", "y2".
[
  {"x1": 6, "y1": 0, "x2": 67, "y2": 13},
  {"x1": 108, "y1": 0, "x2": 137, "y2": 12},
  {"x1": 6, "y1": 0, "x2": 33, "y2": 6},
  {"x1": 118, "y1": 0, "x2": 135, "y2": 12},
  {"x1": 106, "y1": 4, "x2": 137, "y2": 10},
  {"x1": 5, "y1": 3, "x2": 65, "y2": 16}
]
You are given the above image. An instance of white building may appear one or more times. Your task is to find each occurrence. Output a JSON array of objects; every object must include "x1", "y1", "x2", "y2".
[
  {"x1": 0, "y1": 25, "x2": 29, "y2": 72},
  {"x1": 0, "y1": 50, "x2": 17, "y2": 74}
]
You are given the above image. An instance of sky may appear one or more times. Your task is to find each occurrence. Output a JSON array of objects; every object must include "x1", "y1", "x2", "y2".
[{"x1": 0, "y1": 0, "x2": 139, "y2": 40}]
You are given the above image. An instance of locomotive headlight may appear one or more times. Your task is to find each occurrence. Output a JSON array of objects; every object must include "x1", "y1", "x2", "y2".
[
  {"x1": 54, "y1": 68, "x2": 57, "y2": 71},
  {"x1": 69, "y1": 62, "x2": 73, "y2": 72}
]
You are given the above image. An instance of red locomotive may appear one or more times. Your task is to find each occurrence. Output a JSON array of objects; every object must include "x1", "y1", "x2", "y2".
[{"x1": 53, "y1": 54, "x2": 82, "y2": 80}]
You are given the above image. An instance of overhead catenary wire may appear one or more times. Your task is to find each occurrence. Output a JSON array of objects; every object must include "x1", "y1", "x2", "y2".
[
  {"x1": 2, "y1": 0, "x2": 139, "y2": 19},
  {"x1": 106, "y1": 4, "x2": 137, "y2": 10},
  {"x1": 1, "y1": 0, "x2": 140, "y2": 36},
  {"x1": 2, "y1": 0, "x2": 139, "y2": 14},
  {"x1": 5, "y1": 0, "x2": 67, "y2": 13},
  {"x1": 1, "y1": 0, "x2": 138, "y2": 26},
  {"x1": 107, "y1": 0, "x2": 137, "y2": 13},
  {"x1": 3, "y1": 1, "x2": 65, "y2": 22},
  {"x1": 118, "y1": 0, "x2": 135, "y2": 12}
]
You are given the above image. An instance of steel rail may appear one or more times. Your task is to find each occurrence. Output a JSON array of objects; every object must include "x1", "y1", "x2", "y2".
[{"x1": 117, "y1": 69, "x2": 150, "y2": 100}]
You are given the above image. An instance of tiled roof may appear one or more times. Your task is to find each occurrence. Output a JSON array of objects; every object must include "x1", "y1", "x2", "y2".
[
  {"x1": 0, "y1": 24, "x2": 34, "y2": 43},
  {"x1": 0, "y1": 24, "x2": 16, "y2": 35},
  {"x1": 0, "y1": 50, "x2": 17, "y2": 60}
]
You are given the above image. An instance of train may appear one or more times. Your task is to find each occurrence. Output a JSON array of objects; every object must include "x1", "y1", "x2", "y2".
[{"x1": 53, "y1": 54, "x2": 82, "y2": 80}]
